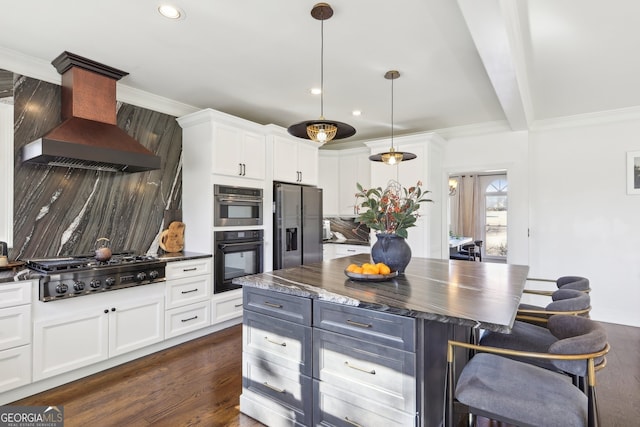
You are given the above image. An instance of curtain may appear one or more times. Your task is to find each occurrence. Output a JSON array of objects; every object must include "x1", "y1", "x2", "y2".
[{"x1": 451, "y1": 175, "x2": 481, "y2": 240}]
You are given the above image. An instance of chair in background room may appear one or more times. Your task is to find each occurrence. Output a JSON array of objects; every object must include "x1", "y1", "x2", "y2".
[
  {"x1": 445, "y1": 315, "x2": 610, "y2": 427},
  {"x1": 450, "y1": 240, "x2": 483, "y2": 261}
]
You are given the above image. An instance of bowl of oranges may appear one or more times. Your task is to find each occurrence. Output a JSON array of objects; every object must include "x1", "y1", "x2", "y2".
[{"x1": 344, "y1": 262, "x2": 398, "y2": 281}]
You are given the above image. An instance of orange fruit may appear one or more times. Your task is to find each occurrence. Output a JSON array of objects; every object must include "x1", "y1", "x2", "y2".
[
  {"x1": 346, "y1": 263, "x2": 359, "y2": 273},
  {"x1": 352, "y1": 266, "x2": 364, "y2": 274},
  {"x1": 362, "y1": 265, "x2": 379, "y2": 275},
  {"x1": 377, "y1": 263, "x2": 391, "y2": 275}
]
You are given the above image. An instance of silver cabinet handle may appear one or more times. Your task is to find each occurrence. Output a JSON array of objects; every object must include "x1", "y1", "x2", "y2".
[
  {"x1": 262, "y1": 382, "x2": 285, "y2": 393},
  {"x1": 346, "y1": 319, "x2": 372, "y2": 328},
  {"x1": 263, "y1": 301, "x2": 283, "y2": 309},
  {"x1": 344, "y1": 417, "x2": 364, "y2": 427},
  {"x1": 344, "y1": 361, "x2": 376, "y2": 375},
  {"x1": 264, "y1": 336, "x2": 287, "y2": 347}
]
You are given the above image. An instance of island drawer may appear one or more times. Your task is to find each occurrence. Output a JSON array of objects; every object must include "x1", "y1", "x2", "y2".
[
  {"x1": 242, "y1": 352, "x2": 312, "y2": 425},
  {"x1": 313, "y1": 329, "x2": 416, "y2": 413},
  {"x1": 243, "y1": 310, "x2": 312, "y2": 376},
  {"x1": 313, "y1": 300, "x2": 415, "y2": 351},
  {"x1": 313, "y1": 380, "x2": 416, "y2": 427},
  {"x1": 243, "y1": 287, "x2": 312, "y2": 326}
]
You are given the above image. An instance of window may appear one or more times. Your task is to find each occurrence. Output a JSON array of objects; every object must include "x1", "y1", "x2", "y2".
[{"x1": 484, "y1": 177, "x2": 507, "y2": 258}]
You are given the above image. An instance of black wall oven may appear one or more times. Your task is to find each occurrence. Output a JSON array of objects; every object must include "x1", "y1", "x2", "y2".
[
  {"x1": 214, "y1": 184, "x2": 263, "y2": 227},
  {"x1": 214, "y1": 229, "x2": 263, "y2": 293}
]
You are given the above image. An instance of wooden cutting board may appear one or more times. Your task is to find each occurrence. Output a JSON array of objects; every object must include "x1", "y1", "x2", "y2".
[{"x1": 159, "y1": 221, "x2": 185, "y2": 253}]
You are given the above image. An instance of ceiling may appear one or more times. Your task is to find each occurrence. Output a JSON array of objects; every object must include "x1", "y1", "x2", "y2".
[{"x1": 2, "y1": 0, "x2": 640, "y2": 149}]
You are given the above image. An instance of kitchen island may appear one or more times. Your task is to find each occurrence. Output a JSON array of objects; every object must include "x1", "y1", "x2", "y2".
[{"x1": 235, "y1": 254, "x2": 529, "y2": 427}]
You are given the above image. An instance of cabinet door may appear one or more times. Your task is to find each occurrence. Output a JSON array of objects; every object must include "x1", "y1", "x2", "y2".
[
  {"x1": 318, "y1": 154, "x2": 339, "y2": 216},
  {"x1": 297, "y1": 143, "x2": 318, "y2": 185},
  {"x1": 242, "y1": 131, "x2": 266, "y2": 179},
  {"x1": 212, "y1": 124, "x2": 243, "y2": 177},
  {"x1": 0, "y1": 305, "x2": 31, "y2": 351},
  {"x1": 273, "y1": 136, "x2": 300, "y2": 183},
  {"x1": 0, "y1": 345, "x2": 31, "y2": 393},
  {"x1": 33, "y1": 309, "x2": 109, "y2": 381},
  {"x1": 109, "y1": 296, "x2": 164, "y2": 357},
  {"x1": 211, "y1": 289, "x2": 244, "y2": 324}
]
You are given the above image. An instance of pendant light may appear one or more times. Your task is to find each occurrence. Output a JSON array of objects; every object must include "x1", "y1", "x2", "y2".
[
  {"x1": 369, "y1": 70, "x2": 416, "y2": 164},
  {"x1": 287, "y1": 3, "x2": 356, "y2": 144}
]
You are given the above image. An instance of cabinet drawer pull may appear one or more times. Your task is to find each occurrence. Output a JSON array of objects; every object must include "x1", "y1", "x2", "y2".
[
  {"x1": 346, "y1": 319, "x2": 372, "y2": 328},
  {"x1": 234, "y1": 303, "x2": 243, "y2": 308},
  {"x1": 181, "y1": 315, "x2": 198, "y2": 323},
  {"x1": 344, "y1": 417, "x2": 364, "y2": 427},
  {"x1": 263, "y1": 301, "x2": 283, "y2": 309},
  {"x1": 181, "y1": 288, "x2": 198, "y2": 294},
  {"x1": 344, "y1": 361, "x2": 376, "y2": 375},
  {"x1": 183, "y1": 267, "x2": 198, "y2": 272},
  {"x1": 264, "y1": 336, "x2": 287, "y2": 347},
  {"x1": 262, "y1": 382, "x2": 285, "y2": 393},
  {"x1": 346, "y1": 249, "x2": 356, "y2": 252}
]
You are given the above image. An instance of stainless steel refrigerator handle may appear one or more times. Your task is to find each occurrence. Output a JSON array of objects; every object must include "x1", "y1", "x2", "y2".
[{"x1": 218, "y1": 241, "x2": 264, "y2": 249}]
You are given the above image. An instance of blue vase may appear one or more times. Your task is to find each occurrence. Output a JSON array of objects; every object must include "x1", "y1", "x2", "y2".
[{"x1": 371, "y1": 233, "x2": 412, "y2": 274}]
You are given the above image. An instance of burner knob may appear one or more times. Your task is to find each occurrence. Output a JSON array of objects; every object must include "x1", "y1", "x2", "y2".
[
  {"x1": 55, "y1": 283, "x2": 68, "y2": 294},
  {"x1": 136, "y1": 272, "x2": 147, "y2": 282},
  {"x1": 90, "y1": 279, "x2": 102, "y2": 289},
  {"x1": 105, "y1": 277, "x2": 116, "y2": 288},
  {"x1": 74, "y1": 281, "x2": 85, "y2": 291},
  {"x1": 148, "y1": 270, "x2": 159, "y2": 280}
]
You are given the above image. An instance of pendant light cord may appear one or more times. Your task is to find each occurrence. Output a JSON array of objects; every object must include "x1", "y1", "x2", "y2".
[
  {"x1": 390, "y1": 74, "x2": 394, "y2": 149},
  {"x1": 320, "y1": 15, "x2": 325, "y2": 118}
]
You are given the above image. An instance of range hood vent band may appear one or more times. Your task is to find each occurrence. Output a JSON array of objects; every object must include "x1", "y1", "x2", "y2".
[{"x1": 21, "y1": 51, "x2": 162, "y2": 173}]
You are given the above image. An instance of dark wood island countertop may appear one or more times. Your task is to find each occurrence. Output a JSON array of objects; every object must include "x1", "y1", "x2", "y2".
[{"x1": 234, "y1": 254, "x2": 529, "y2": 333}]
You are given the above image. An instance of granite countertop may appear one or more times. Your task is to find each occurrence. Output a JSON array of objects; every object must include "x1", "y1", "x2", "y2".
[
  {"x1": 0, "y1": 251, "x2": 212, "y2": 284},
  {"x1": 323, "y1": 238, "x2": 370, "y2": 246},
  {"x1": 234, "y1": 254, "x2": 530, "y2": 333}
]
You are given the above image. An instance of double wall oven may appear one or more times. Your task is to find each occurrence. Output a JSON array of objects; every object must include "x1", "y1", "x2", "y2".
[{"x1": 213, "y1": 185, "x2": 265, "y2": 294}]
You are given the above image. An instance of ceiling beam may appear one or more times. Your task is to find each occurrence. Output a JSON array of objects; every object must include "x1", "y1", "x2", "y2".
[{"x1": 457, "y1": 0, "x2": 533, "y2": 130}]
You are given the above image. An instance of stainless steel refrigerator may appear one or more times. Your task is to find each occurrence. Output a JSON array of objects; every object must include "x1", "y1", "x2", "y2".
[{"x1": 273, "y1": 183, "x2": 323, "y2": 269}]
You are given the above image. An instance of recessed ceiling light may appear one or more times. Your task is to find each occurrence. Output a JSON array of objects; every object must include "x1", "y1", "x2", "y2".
[
  {"x1": 352, "y1": 110, "x2": 362, "y2": 116},
  {"x1": 310, "y1": 88, "x2": 322, "y2": 95},
  {"x1": 158, "y1": 4, "x2": 185, "y2": 20}
]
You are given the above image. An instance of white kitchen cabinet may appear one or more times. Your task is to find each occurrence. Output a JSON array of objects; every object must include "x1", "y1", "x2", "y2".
[
  {"x1": 0, "y1": 280, "x2": 32, "y2": 393},
  {"x1": 212, "y1": 123, "x2": 265, "y2": 180},
  {"x1": 33, "y1": 287, "x2": 164, "y2": 381},
  {"x1": 272, "y1": 135, "x2": 319, "y2": 185},
  {"x1": 164, "y1": 258, "x2": 213, "y2": 337},
  {"x1": 211, "y1": 288, "x2": 243, "y2": 324},
  {"x1": 365, "y1": 133, "x2": 444, "y2": 259},
  {"x1": 318, "y1": 151, "x2": 340, "y2": 215},
  {"x1": 338, "y1": 148, "x2": 371, "y2": 216},
  {"x1": 323, "y1": 243, "x2": 371, "y2": 260},
  {"x1": 319, "y1": 148, "x2": 370, "y2": 216}
]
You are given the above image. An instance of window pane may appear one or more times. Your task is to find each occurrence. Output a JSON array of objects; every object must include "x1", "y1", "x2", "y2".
[{"x1": 485, "y1": 195, "x2": 507, "y2": 257}]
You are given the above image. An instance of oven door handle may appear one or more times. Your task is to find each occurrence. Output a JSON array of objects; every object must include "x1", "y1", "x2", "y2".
[
  {"x1": 216, "y1": 197, "x2": 262, "y2": 204},
  {"x1": 218, "y1": 241, "x2": 264, "y2": 250}
]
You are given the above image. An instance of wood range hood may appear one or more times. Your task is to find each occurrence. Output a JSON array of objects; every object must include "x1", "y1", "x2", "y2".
[{"x1": 21, "y1": 51, "x2": 161, "y2": 173}]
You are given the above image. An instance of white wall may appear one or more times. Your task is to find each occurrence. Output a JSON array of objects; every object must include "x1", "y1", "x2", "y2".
[
  {"x1": 442, "y1": 130, "x2": 529, "y2": 266},
  {"x1": 443, "y1": 121, "x2": 640, "y2": 327}
]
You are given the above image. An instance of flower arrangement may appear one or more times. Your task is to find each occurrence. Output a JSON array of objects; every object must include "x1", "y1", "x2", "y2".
[{"x1": 354, "y1": 180, "x2": 432, "y2": 238}]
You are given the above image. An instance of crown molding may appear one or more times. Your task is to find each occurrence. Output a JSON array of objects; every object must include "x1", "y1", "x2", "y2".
[
  {"x1": 0, "y1": 47, "x2": 199, "y2": 118},
  {"x1": 531, "y1": 106, "x2": 640, "y2": 131}
]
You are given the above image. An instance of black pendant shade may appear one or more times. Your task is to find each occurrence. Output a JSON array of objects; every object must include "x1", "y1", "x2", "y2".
[
  {"x1": 369, "y1": 70, "x2": 416, "y2": 165},
  {"x1": 287, "y1": 2, "x2": 355, "y2": 144}
]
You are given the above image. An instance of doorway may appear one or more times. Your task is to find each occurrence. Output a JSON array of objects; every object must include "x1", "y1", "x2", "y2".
[{"x1": 448, "y1": 172, "x2": 508, "y2": 262}]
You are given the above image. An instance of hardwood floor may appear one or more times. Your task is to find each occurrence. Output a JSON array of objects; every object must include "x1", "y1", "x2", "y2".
[{"x1": 11, "y1": 321, "x2": 640, "y2": 426}]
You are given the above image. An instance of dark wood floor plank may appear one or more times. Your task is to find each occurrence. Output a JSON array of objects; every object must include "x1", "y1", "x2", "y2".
[{"x1": 11, "y1": 321, "x2": 639, "y2": 426}]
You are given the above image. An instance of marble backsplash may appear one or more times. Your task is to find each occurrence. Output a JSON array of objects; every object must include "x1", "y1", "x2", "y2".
[
  {"x1": 3, "y1": 69, "x2": 182, "y2": 260},
  {"x1": 325, "y1": 217, "x2": 369, "y2": 242}
]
